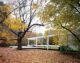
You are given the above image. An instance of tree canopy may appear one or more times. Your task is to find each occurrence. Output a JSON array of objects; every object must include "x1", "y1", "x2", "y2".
[
  {"x1": 39, "y1": 0, "x2": 80, "y2": 34},
  {"x1": 38, "y1": 0, "x2": 80, "y2": 46}
]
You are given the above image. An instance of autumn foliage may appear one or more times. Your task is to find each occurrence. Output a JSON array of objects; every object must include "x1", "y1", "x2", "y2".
[{"x1": 0, "y1": 3, "x2": 26, "y2": 45}]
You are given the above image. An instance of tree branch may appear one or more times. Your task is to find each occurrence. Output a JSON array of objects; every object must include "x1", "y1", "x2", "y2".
[
  {"x1": 20, "y1": 23, "x2": 44, "y2": 39},
  {"x1": 69, "y1": 3, "x2": 80, "y2": 14},
  {"x1": 27, "y1": 0, "x2": 33, "y2": 28},
  {"x1": 61, "y1": 24, "x2": 80, "y2": 42},
  {"x1": 1, "y1": 23, "x2": 18, "y2": 36},
  {"x1": 28, "y1": 23, "x2": 44, "y2": 30}
]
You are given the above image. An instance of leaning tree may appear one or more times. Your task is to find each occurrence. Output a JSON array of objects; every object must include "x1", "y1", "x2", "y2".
[{"x1": 39, "y1": 0, "x2": 80, "y2": 43}]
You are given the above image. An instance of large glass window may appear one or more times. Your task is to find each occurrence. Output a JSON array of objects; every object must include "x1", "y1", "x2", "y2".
[
  {"x1": 29, "y1": 40, "x2": 36, "y2": 46},
  {"x1": 37, "y1": 38, "x2": 47, "y2": 45}
]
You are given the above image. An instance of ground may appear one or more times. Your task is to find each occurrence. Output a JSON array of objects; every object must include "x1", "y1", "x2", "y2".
[{"x1": 0, "y1": 47, "x2": 80, "y2": 63}]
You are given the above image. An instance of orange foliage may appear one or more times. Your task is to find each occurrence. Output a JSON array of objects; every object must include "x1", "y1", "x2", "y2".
[
  {"x1": 0, "y1": 4, "x2": 26, "y2": 44},
  {"x1": 0, "y1": 4, "x2": 11, "y2": 14}
]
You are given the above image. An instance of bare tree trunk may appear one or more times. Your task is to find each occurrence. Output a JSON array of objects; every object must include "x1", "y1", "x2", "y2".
[
  {"x1": 17, "y1": 32, "x2": 23, "y2": 50},
  {"x1": 17, "y1": 38, "x2": 22, "y2": 50}
]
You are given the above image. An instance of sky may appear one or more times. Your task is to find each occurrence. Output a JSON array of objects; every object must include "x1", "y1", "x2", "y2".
[{"x1": 0, "y1": 0, "x2": 5, "y2": 1}]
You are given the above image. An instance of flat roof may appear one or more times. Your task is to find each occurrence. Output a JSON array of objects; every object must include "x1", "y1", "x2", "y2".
[{"x1": 27, "y1": 35, "x2": 54, "y2": 40}]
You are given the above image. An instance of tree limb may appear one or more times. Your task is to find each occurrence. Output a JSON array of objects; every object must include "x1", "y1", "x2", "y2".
[
  {"x1": 1, "y1": 23, "x2": 18, "y2": 36},
  {"x1": 61, "y1": 24, "x2": 80, "y2": 42},
  {"x1": 20, "y1": 23, "x2": 44, "y2": 39},
  {"x1": 69, "y1": 3, "x2": 80, "y2": 14},
  {"x1": 27, "y1": 0, "x2": 33, "y2": 28},
  {"x1": 28, "y1": 23, "x2": 44, "y2": 30}
]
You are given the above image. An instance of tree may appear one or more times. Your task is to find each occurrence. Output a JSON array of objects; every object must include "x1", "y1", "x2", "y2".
[
  {"x1": 38, "y1": 0, "x2": 80, "y2": 43},
  {"x1": 0, "y1": 0, "x2": 45, "y2": 50},
  {"x1": 0, "y1": 2, "x2": 26, "y2": 46}
]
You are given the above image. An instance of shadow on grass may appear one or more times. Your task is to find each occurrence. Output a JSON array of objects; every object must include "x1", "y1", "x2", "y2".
[
  {"x1": 59, "y1": 51, "x2": 80, "y2": 59},
  {"x1": 13, "y1": 47, "x2": 80, "y2": 60},
  {"x1": 23, "y1": 48, "x2": 80, "y2": 59}
]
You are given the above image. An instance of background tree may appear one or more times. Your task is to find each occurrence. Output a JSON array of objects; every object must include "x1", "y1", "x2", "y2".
[{"x1": 38, "y1": 0, "x2": 80, "y2": 43}]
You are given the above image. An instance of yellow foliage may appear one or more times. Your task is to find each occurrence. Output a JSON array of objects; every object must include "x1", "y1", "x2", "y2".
[
  {"x1": 0, "y1": 3, "x2": 23, "y2": 44},
  {"x1": 52, "y1": 29, "x2": 68, "y2": 45},
  {"x1": 4, "y1": 17, "x2": 27, "y2": 31},
  {"x1": 0, "y1": 4, "x2": 12, "y2": 23},
  {"x1": 53, "y1": 36, "x2": 59, "y2": 44},
  {"x1": 38, "y1": 4, "x2": 54, "y2": 22},
  {"x1": 0, "y1": 31, "x2": 17, "y2": 44}
]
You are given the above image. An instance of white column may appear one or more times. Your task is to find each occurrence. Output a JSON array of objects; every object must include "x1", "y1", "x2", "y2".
[
  {"x1": 28, "y1": 39, "x2": 29, "y2": 47},
  {"x1": 36, "y1": 38, "x2": 37, "y2": 47},
  {"x1": 47, "y1": 36, "x2": 49, "y2": 50}
]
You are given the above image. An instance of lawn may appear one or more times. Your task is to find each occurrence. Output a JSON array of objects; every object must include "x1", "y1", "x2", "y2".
[{"x1": 0, "y1": 47, "x2": 80, "y2": 63}]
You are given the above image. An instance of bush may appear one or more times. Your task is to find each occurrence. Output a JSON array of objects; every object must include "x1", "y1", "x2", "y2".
[
  {"x1": 0, "y1": 42, "x2": 10, "y2": 47},
  {"x1": 59, "y1": 46, "x2": 73, "y2": 52}
]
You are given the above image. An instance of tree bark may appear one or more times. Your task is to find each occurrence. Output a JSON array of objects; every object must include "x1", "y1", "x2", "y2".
[
  {"x1": 17, "y1": 38, "x2": 22, "y2": 50},
  {"x1": 17, "y1": 32, "x2": 23, "y2": 50}
]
